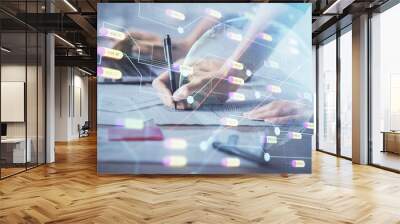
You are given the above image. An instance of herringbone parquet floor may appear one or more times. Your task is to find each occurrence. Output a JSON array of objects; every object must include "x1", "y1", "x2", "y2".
[{"x1": 1, "y1": 135, "x2": 400, "y2": 224}]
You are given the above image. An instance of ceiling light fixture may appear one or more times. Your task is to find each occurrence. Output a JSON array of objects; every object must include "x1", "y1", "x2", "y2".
[
  {"x1": 54, "y1": 34, "x2": 75, "y2": 48},
  {"x1": 322, "y1": 0, "x2": 354, "y2": 15},
  {"x1": 63, "y1": 0, "x2": 78, "y2": 12},
  {"x1": 1, "y1": 47, "x2": 11, "y2": 53},
  {"x1": 78, "y1": 68, "x2": 93, "y2": 76}
]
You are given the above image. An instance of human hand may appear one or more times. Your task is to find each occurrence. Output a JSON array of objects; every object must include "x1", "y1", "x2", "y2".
[
  {"x1": 152, "y1": 68, "x2": 189, "y2": 109},
  {"x1": 152, "y1": 70, "x2": 181, "y2": 109},
  {"x1": 243, "y1": 100, "x2": 313, "y2": 125},
  {"x1": 172, "y1": 58, "x2": 246, "y2": 109},
  {"x1": 113, "y1": 30, "x2": 190, "y2": 61}
]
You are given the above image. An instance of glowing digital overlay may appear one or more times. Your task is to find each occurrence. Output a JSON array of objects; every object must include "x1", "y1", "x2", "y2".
[{"x1": 97, "y1": 3, "x2": 313, "y2": 174}]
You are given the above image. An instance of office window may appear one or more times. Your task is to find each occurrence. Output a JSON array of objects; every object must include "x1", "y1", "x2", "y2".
[
  {"x1": 339, "y1": 29, "x2": 352, "y2": 158},
  {"x1": 318, "y1": 37, "x2": 337, "y2": 154},
  {"x1": 371, "y1": 3, "x2": 400, "y2": 171}
]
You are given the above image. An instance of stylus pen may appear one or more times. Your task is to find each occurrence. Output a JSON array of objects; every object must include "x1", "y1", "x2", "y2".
[
  {"x1": 163, "y1": 35, "x2": 177, "y2": 109},
  {"x1": 212, "y1": 141, "x2": 267, "y2": 165}
]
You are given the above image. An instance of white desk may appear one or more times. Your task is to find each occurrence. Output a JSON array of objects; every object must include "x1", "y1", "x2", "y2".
[{"x1": 1, "y1": 138, "x2": 31, "y2": 163}]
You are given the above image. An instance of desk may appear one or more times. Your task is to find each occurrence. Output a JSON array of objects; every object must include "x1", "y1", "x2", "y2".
[
  {"x1": 97, "y1": 84, "x2": 312, "y2": 174},
  {"x1": 1, "y1": 138, "x2": 31, "y2": 164},
  {"x1": 382, "y1": 131, "x2": 400, "y2": 154},
  {"x1": 98, "y1": 125, "x2": 312, "y2": 174}
]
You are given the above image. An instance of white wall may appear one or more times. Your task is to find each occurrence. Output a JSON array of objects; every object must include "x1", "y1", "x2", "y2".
[
  {"x1": 1, "y1": 65, "x2": 25, "y2": 123},
  {"x1": 71, "y1": 74, "x2": 89, "y2": 138},
  {"x1": 1, "y1": 65, "x2": 26, "y2": 140},
  {"x1": 55, "y1": 67, "x2": 69, "y2": 141},
  {"x1": 1, "y1": 64, "x2": 46, "y2": 164},
  {"x1": 1, "y1": 65, "x2": 41, "y2": 137},
  {"x1": 54, "y1": 67, "x2": 89, "y2": 141}
]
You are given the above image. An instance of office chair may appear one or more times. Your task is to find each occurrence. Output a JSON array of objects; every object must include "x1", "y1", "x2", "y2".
[{"x1": 79, "y1": 121, "x2": 90, "y2": 138}]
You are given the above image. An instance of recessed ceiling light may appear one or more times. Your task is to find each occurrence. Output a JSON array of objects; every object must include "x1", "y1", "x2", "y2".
[
  {"x1": 1, "y1": 47, "x2": 11, "y2": 53},
  {"x1": 78, "y1": 68, "x2": 92, "y2": 76},
  {"x1": 323, "y1": 0, "x2": 354, "y2": 15},
  {"x1": 63, "y1": 0, "x2": 78, "y2": 12},
  {"x1": 54, "y1": 34, "x2": 75, "y2": 48}
]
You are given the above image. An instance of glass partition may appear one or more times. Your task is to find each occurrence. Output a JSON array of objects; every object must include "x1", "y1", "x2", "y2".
[
  {"x1": 0, "y1": 1, "x2": 46, "y2": 179},
  {"x1": 1, "y1": 30, "x2": 28, "y2": 177}
]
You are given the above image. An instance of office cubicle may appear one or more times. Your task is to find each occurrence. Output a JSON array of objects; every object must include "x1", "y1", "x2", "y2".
[{"x1": 0, "y1": 1, "x2": 46, "y2": 179}]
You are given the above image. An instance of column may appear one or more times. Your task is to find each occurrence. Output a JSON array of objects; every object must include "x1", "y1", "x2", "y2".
[{"x1": 352, "y1": 14, "x2": 369, "y2": 164}]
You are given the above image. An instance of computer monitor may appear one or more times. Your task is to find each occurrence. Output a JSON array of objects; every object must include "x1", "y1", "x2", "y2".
[{"x1": 1, "y1": 123, "x2": 7, "y2": 137}]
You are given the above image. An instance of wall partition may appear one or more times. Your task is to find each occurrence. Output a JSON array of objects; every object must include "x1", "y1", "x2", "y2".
[{"x1": 0, "y1": 1, "x2": 46, "y2": 179}]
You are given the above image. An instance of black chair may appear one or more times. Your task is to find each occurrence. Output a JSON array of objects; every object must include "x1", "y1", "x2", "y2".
[{"x1": 79, "y1": 121, "x2": 90, "y2": 138}]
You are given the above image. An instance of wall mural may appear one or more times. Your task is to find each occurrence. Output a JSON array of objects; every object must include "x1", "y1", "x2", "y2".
[{"x1": 97, "y1": 3, "x2": 314, "y2": 174}]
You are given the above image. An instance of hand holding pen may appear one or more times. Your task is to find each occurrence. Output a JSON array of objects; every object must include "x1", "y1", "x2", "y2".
[
  {"x1": 163, "y1": 35, "x2": 179, "y2": 109},
  {"x1": 152, "y1": 35, "x2": 186, "y2": 109}
]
